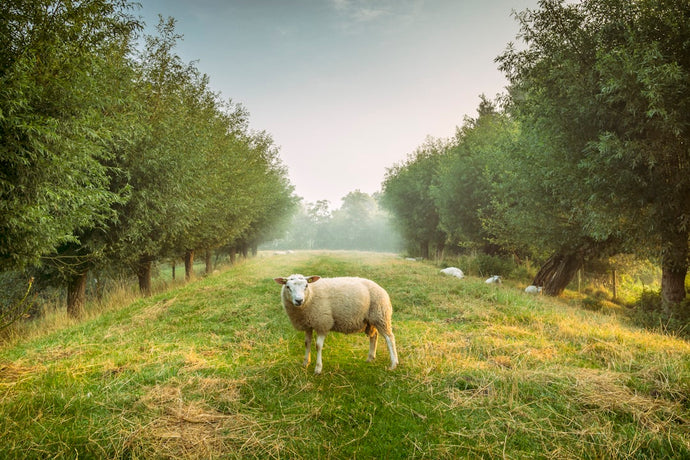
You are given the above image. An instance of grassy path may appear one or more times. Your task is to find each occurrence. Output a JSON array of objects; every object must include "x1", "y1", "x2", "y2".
[{"x1": 1, "y1": 251, "x2": 688, "y2": 458}]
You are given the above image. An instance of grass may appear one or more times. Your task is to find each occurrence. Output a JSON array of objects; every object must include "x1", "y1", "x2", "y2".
[{"x1": 0, "y1": 251, "x2": 688, "y2": 459}]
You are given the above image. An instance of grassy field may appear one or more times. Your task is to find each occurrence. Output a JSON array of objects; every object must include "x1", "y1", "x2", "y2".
[{"x1": 1, "y1": 251, "x2": 688, "y2": 459}]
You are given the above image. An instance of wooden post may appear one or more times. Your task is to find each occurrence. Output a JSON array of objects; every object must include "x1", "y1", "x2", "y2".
[{"x1": 612, "y1": 269, "x2": 617, "y2": 301}]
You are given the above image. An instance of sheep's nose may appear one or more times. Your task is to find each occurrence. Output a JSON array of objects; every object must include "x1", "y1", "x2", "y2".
[{"x1": 294, "y1": 298, "x2": 303, "y2": 306}]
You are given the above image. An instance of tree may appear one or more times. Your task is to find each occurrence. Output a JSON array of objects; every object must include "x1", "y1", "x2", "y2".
[
  {"x1": 1, "y1": 0, "x2": 141, "y2": 315},
  {"x1": 105, "y1": 17, "x2": 209, "y2": 294},
  {"x1": 497, "y1": 0, "x2": 690, "y2": 304},
  {"x1": 231, "y1": 132, "x2": 298, "y2": 258},
  {"x1": 433, "y1": 96, "x2": 518, "y2": 254},
  {"x1": 0, "y1": 0, "x2": 139, "y2": 272},
  {"x1": 381, "y1": 139, "x2": 448, "y2": 258},
  {"x1": 324, "y1": 191, "x2": 399, "y2": 251}
]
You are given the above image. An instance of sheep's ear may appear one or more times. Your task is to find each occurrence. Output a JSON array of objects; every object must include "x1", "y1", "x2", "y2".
[
  {"x1": 274, "y1": 277, "x2": 287, "y2": 285},
  {"x1": 306, "y1": 276, "x2": 321, "y2": 283}
]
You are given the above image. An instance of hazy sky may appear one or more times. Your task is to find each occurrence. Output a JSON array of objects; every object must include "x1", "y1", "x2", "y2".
[{"x1": 136, "y1": 0, "x2": 539, "y2": 207}]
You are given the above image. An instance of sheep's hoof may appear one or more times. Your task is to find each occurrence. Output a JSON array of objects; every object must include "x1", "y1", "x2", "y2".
[
  {"x1": 388, "y1": 362, "x2": 398, "y2": 370},
  {"x1": 314, "y1": 365, "x2": 322, "y2": 374}
]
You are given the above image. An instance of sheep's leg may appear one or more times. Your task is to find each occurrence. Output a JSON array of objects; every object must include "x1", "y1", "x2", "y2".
[
  {"x1": 303, "y1": 330, "x2": 313, "y2": 367},
  {"x1": 367, "y1": 330, "x2": 378, "y2": 362},
  {"x1": 314, "y1": 333, "x2": 327, "y2": 374},
  {"x1": 381, "y1": 332, "x2": 398, "y2": 370}
]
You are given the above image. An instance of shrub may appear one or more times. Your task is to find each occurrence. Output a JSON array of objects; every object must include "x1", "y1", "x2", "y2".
[{"x1": 628, "y1": 290, "x2": 689, "y2": 338}]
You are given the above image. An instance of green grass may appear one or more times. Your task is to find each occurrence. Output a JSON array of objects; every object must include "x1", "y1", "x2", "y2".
[{"x1": 1, "y1": 251, "x2": 689, "y2": 459}]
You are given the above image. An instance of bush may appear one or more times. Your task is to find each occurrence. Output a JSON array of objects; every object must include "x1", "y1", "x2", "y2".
[
  {"x1": 582, "y1": 296, "x2": 603, "y2": 311},
  {"x1": 0, "y1": 272, "x2": 36, "y2": 331},
  {"x1": 628, "y1": 290, "x2": 690, "y2": 338}
]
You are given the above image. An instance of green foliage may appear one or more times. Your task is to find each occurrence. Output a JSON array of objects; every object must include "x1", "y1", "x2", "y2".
[
  {"x1": 1, "y1": 252, "x2": 688, "y2": 458},
  {"x1": 433, "y1": 96, "x2": 518, "y2": 253},
  {"x1": 496, "y1": 0, "x2": 690, "y2": 301},
  {"x1": 272, "y1": 191, "x2": 400, "y2": 252},
  {"x1": 381, "y1": 138, "x2": 448, "y2": 258},
  {"x1": 0, "y1": 0, "x2": 140, "y2": 270},
  {"x1": 1, "y1": 4, "x2": 296, "y2": 304},
  {"x1": 384, "y1": 0, "x2": 689, "y2": 308},
  {"x1": 629, "y1": 290, "x2": 690, "y2": 336}
]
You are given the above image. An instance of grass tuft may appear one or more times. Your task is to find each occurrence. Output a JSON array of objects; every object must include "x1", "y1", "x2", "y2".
[{"x1": 1, "y1": 251, "x2": 688, "y2": 458}]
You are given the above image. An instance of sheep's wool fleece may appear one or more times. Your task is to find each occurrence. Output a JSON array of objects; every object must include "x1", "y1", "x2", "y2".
[{"x1": 282, "y1": 277, "x2": 392, "y2": 334}]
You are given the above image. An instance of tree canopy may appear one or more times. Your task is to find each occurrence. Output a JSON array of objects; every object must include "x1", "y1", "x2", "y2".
[
  {"x1": 382, "y1": 0, "x2": 689, "y2": 307},
  {"x1": 497, "y1": 0, "x2": 690, "y2": 303},
  {"x1": 0, "y1": 1, "x2": 296, "y2": 314}
]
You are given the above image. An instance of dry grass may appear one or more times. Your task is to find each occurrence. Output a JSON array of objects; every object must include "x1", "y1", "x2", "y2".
[
  {"x1": 0, "y1": 251, "x2": 688, "y2": 459},
  {"x1": 125, "y1": 380, "x2": 284, "y2": 459}
]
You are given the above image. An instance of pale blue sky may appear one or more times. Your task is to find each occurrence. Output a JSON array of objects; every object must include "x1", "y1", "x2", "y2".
[{"x1": 136, "y1": 0, "x2": 539, "y2": 206}]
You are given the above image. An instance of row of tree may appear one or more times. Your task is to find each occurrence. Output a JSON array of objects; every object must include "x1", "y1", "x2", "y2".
[
  {"x1": 381, "y1": 0, "x2": 690, "y2": 310},
  {"x1": 0, "y1": 1, "x2": 296, "y2": 317},
  {"x1": 268, "y1": 191, "x2": 401, "y2": 252}
]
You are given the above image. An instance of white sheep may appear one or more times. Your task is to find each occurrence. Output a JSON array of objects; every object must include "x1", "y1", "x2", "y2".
[
  {"x1": 485, "y1": 275, "x2": 502, "y2": 284},
  {"x1": 440, "y1": 267, "x2": 464, "y2": 279},
  {"x1": 524, "y1": 285, "x2": 543, "y2": 294},
  {"x1": 274, "y1": 274, "x2": 399, "y2": 374}
]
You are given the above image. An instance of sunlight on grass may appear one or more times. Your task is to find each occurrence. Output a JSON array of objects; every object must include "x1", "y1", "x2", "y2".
[{"x1": 1, "y1": 251, "x2": 688, "y2": 458}]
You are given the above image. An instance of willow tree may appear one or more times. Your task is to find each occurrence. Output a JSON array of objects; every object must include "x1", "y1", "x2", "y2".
[
  {"x1": 381, "y1": 139, "x2": 448, "y2": 259},
  {"x1": 497, "y1": 0, "x2": 690, "y2": 304},
  {"x1": 0, "y1": 0, "x2": 138, "y2": 269},
  {"x1": 432, "y1": 97, "x2": 519, "y2": 254},
  {"x1": 0, "y1": 0, "x2": 140, "y2": 315},
  {"x1": 104, "y1": 17, "x2": 206, "y2": 294},
  {"x1": 225, "y1": 130, "x2": 298, "y2": 260}
]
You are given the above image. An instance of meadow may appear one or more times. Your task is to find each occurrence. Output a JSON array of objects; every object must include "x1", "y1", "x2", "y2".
[{"x1": 0, "y1": 251, "x2": 688, "y2": 459}]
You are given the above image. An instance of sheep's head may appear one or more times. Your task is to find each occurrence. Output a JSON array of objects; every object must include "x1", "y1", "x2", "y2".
[{"x1": 274, "y1": 274, "x2": 321, "y2": 307}]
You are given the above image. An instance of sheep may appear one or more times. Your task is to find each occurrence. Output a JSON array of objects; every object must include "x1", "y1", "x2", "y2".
[
  {"x1": 274, "y1": 274, "x2": 399, "y2": 374},
  {"x1": 485, "y1": 275, "x2": 502, "y2": 284},
  {"x1": 440, "y1": 267, "x2": 464, "y2": 279},
  {"x1": 525, "y1": 285, "x2": 543, "y2": 294}
]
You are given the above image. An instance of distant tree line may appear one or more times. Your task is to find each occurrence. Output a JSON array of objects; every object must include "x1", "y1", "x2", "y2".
[
  {"x1": 382, "y1": 0, "x2": 690, "y2": 313},
  {"x1": 0, "y1": 0, "x2": 296, "y2": 318},
  {"x1": 269, "y1": 191, "x2": 401, "y2": 253}
]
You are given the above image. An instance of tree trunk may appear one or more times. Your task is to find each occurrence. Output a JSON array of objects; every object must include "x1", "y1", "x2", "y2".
[
  {"x1": 251, "y1": 244, "x2": 258, "y2": 257},
  {"x1": 171, "y1": 260, "x2": 176, "y2": 281},
  {"x1": 241, "y1": 244, "x2": 248, "y2": 259},
  {"x1": 67, "y1": 271, "x2": 87, "y2": 318},
  {"x1": 533, "y1": 252, "x2": 583, "y2": 296},
  {"x1": 205, "y1": 250, "x2": 212, "y2": 274},
  {"x1": 229, "y1": 248, "x2": 236, "y2": 265},
  {"x1": 136, "y1": 257, "x2": 152, "y2": 297},
  {"x1": 660, "y1": 229, "x2": 688, "y2": 311},
  {"x1": 185, "y1": 249, "x2": 194, "y2": 281},
  {"x1": 420, "y1": 241, "x2": 430, "y2": 259},
  {"x1": 661, "y1": 267, "x2": 686, "y2": 312},
  {"x1": 435, "y1": 242, "x2": 445, "y2": 261},
  {"x1": 661, "y1": 231, "x2": 688, "y2": 314}
]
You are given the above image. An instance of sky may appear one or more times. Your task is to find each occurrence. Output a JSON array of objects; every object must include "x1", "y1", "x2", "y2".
[{"x1": 136, "y1": 0, "x2": 540, "y2": 207}]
